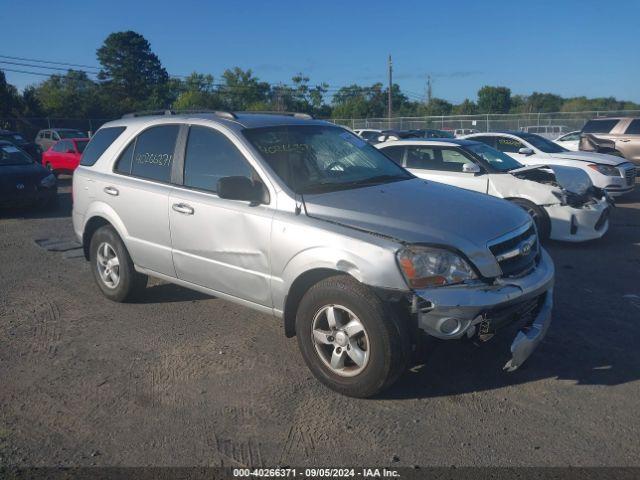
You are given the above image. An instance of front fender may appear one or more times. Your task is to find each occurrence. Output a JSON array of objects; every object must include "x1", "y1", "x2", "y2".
[{"x1": 273, "y1": 245, "x2": 407, "y2": 313}]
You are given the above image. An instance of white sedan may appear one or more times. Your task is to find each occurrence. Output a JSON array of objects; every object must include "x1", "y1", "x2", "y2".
[
  {"x1": 554, "y1": 130, "x2": 581, "y2": 151},
  {"x1": 376, "y1": 138, "x2": 611, "y2": 242},
  {"x1": 463, "y1": 131, "x2": 636, "y2": 197}
]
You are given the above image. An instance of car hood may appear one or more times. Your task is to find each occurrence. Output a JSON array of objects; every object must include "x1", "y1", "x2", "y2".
[
  {"x1": 303, "y1": 178, "x2": 531, "y2": 276},
  {"x1": 0, "y1": 161, "x2": 49, "y2": 179},
  {"x1": 547, "y1": 150, "x2": 623, "y2": 166}
]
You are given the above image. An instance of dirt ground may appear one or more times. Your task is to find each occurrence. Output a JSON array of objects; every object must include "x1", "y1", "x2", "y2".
[{"x1": 1, "y1": 177, "x2": 639, "y2": 467}]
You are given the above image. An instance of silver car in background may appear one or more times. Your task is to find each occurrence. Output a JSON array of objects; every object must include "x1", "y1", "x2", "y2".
[{"x1": 72, "y1": 111, "x2": 554, "y2": 397}]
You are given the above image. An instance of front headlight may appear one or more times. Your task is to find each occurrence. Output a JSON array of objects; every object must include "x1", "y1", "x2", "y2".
[
  {"x1": 40, "y1": 173, "x2": 56, "y2": 188},
  {"x1": 587, "y1": 164, "x2": 620, "y2": 177},
  {"x1": 396, "y1": 246, "x2": 477, "y2": 288}
]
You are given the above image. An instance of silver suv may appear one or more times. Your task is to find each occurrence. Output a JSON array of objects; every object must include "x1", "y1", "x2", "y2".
[{"x1": 73, "y1": 111, "x2": 555, "y2": 397}]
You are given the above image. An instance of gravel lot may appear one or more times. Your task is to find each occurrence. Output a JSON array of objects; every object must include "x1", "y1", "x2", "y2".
[{"x1": 1, "y1": 177, "x2": 639, "y2": 467}]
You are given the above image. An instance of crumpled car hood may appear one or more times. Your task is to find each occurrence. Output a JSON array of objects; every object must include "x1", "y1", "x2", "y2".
[
  {"x1": 511, "y1": 164, "x2": 593, "y2": 195},
  {"x1": 550, "y1": 151, "x2": 623, "y2": 166},
  {"x1": 303, "y1": 178, "x2": 530, "y2": 252}
]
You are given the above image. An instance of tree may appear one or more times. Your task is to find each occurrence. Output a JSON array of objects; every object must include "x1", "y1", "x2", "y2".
[
  {"x1": 173, "y1": 72, "x2": 221, "y2": 110},
  {"x1": 34, "y1": 70, "x2": 103, "y2": 117},
  {"x1": 423, "y1": 98, "x2": 453, "y2": 116},
  {"x1": 219, "y1": 67, "x2": 270, "y2": 110},
  {"x1": 477, "y1": 86, "x2": 511, "y2": 113},
  {"x1": 96, "y1": 31, "x2": 169, "y2": 112},
  {"x1": 452, "y1": 99, "x2": 478, "y2": 115},
  {"x1": 0, "y1": 70, "x2": 22, "y2": 120}
]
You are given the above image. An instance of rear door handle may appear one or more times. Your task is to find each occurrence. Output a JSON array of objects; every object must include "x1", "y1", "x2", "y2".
[
  {"x1": 619, "y1": 139, "x2": 630, "y2": 142},
  {"x1": 104, "y1": 186, "x2": 119, "y2": 196},
  {"x1": 172, "y1": 203, "x2": 194, "y2": 215}
]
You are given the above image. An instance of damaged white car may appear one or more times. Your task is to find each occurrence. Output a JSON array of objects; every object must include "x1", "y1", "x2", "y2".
[{"x1": 377, "y1": 139, "x2": 611, "y2": 242}]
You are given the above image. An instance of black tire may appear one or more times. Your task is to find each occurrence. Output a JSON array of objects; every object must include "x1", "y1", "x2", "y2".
[
  {"x1": 295, "y1": 275, "x2": 410, "y2": 398},
  {"x1": 510, "y1": 198, "x2": 551, "y2": 241},
  {"x1": 89, "y1": 225, "x2": 147, "y2": 302}
]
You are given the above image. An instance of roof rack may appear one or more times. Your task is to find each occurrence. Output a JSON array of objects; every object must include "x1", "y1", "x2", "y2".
[
  {"x1": 121, "y1": 109, "x2": 238, "y2": 120},
  {"x1": 237, "y1": 111, "x2": 314, "y2": 120},
  {"x1": 121, "y1": 110, "x2": 174, "y2": 119}
]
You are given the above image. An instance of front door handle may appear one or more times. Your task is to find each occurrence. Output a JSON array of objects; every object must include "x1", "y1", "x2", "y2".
[
  {"x1": 619, "y1": 139, "x2": 630, "y2": 142},
  {"x1": 104, "y1": 186, "x2": 119, "y2": 196},
  {"x1": 172, "y1": 203, "x2": 194, "y2": 215}
]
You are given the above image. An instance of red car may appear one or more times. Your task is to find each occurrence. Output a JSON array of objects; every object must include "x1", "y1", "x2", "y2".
[{"x1": 42, "y1": 138, "x2": 89, "y2": 175}]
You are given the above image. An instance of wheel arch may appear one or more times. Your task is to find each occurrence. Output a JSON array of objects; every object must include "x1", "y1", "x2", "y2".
[
  {"x1": 283, "y1": 268, "x2": 348, "y2": 338},
  {"x1": 81, "y1": 203, "x2": 129, "y2": 260}
]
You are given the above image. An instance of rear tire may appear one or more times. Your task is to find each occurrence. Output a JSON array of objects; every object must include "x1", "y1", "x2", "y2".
[
  {"x1": 510, "y1": 198, "x2": 551, "y2": 241},
  {"x1": 89, "y1": 225, "x2": 147, "y2": 302},
  {"x1": 295, "y1": 275, "x2": 410, "y2": 398}
]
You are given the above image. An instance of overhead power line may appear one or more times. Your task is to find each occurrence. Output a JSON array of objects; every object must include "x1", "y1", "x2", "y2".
[{"x1": 0, "y1": 54, "x2": 101, "y2": 71}]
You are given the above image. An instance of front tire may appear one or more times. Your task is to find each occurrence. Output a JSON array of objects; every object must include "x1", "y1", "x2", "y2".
[
  {"x1": 89, "y1": 225, "x2": 147, "y2": 302},
  {"x1": 295, "y1": 275, "x2": 409, "y2": 398},
  {"x1": 510, "y1": 198, "x2": 551, "y2": 241}
]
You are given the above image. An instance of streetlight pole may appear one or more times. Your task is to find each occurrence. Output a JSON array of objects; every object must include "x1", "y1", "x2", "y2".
[{"x1": 387, "y1": 55, "x2": 393, "y2": 126}]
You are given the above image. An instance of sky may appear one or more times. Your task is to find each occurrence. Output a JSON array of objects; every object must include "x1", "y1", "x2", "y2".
[{"x1": 1, "y1": 0, "x2": 639, "y2": 103}]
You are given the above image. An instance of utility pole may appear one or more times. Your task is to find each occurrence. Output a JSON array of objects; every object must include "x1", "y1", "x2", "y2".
[
  {"x1": 426, "y1": 75, "x2": 432, "y2": 105},
  {"x1": 387, "y1": 55, "x2": 393, "y2": 121}
]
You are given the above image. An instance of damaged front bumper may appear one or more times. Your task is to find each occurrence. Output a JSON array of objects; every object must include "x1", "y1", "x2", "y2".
[
  {"x1": 412, "y1": 248, "x2": 554, "y2": 371},
  {"x1": 546, "y1": 197, "x2": 610, "y2": 242}
]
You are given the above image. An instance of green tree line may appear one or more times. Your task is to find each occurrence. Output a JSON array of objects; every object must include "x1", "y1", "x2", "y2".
[{"x1": 1, "y1": 30, "x2": 638, "y2": 122}]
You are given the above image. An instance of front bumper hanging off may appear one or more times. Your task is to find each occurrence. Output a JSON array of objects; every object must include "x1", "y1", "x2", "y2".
[{"x1": 412, "y1": 248, "x2": 555, "y2": 371}]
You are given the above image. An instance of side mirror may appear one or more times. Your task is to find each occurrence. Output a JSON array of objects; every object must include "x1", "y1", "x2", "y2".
[
  {"x1": 217, "y1": 176, "x2": 269, "y2": 204},
  {"x1": 462, "y1": 163, "x2": 481, "y2": 174},
  {"x1": 518, "y1": 147, "x2": 534, "y2": 156},
  {"x1": 67, "y1": 148, "x2": 75, "y2": 154}
]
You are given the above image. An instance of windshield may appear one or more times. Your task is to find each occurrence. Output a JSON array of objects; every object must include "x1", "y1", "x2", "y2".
[
  {"x1": 518, "y1": 133, "x2": 567, "y2": 153},
  {"x1": 75, "y1": 140, "x2": 89, "y2": 153},
  {"x1": 58, "y1": 130, "x2": 86, "y2": 139},
  {"x1": 0, "y1": 144, "x2": 33, "y2": 166},
  {"x1": 465, "y1": 143, "x2": 523, "y2": 172},
  {"x1": 243, "y1": 125, "x2": 413, "y2": 194}
]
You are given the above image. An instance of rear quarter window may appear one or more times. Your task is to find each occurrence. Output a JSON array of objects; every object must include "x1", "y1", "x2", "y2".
[
  {"x1": 624, "y1": 119, "x2": 640, "y2": 135},
  {"x1": 581, "y1": 119, "x2": 619, "y2": 134},
  {"x1": 80, "y1": 127, "x2": 126, "y2": 166}
]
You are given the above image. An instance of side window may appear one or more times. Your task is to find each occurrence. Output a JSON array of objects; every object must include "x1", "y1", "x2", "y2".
[
  {"x1": 183, "y1": 126, "x2": 254, "y2": 193},
  {"x1": 562, "y1": 132, "x2": 580, "y2": 141},
  {"x1": 44, "y1": 131, "x2": 51, "y2": 139},
  {"x1": 495, "y1": 136, "x2": 525, "y2": 153},
  {"x1": 624, "y1": 119, "x2": 640, "y2": 135},
  {"x1": 80, "y1": 126, "x2": 127, "y2": 166},
  {"x1": 129, "y1": 125, "x2": 179, "y2": 183},
  {"x1": 406, "y1": 147, "x2": 440, "y2": 170},
  {"x1": 114, "y1": 140, "x2": 135, "y2": 174},
  {"x1": 470, "y1": 136, "x2": 495, "y2": 148},
  {"x1": 381, "y1": 146, "x2": 405, "y2": 165},
  {"x1": 441, "y1": 148, "x2": 476, "y2": 172},
  {"x1": 52, "y1": 141, "x2": 66, "y2": 152},
  {"x1": 52, "y1": 132, "x2": 60, "y2": 140},
  {"x1": 582, "y1": 119, "x2": 619, "y2": 134}
]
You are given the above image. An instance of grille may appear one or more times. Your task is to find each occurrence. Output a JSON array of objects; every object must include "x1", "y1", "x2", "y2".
[
  {"x1": 488, "y1": 224, "x2": 539, "y2": 277},
  {"x1": 480, "y1": 293, "x2": 546, "y2": 334},
  {"x1": 624, "y1": 165, "x2": 636, "y2": 186}
]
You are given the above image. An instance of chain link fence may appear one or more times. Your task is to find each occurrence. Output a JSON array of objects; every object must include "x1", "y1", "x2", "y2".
[
  {"x1": 329, "y1": 110, "x2": 640, "y2": 136},
  {"x1": 0, "y1": 117, "x2": 115, "y2": 140}
]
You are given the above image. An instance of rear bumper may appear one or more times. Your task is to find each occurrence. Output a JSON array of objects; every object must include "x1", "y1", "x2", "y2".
[{"x1": 546, "y1": 198, "x2": 610, "y2": 242}]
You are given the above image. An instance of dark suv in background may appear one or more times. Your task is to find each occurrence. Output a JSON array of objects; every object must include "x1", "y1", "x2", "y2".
[
  {"x1": 0, "y1": 129, "x2": 42, "y2": 162},
  {"x1": 580, "y1": 117, "x2": 640, "y2": 165}
]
